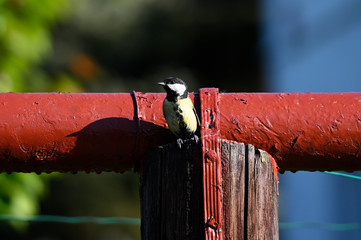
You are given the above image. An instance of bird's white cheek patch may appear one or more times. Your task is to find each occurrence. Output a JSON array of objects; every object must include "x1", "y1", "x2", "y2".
[{"x1": 168, "y1": 83, "x2": 186, "y2": 96}]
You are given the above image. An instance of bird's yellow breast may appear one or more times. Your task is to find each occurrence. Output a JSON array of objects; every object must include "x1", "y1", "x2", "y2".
[{"x1": 163, "y1": 97, "x2": 197, "y2": 137}]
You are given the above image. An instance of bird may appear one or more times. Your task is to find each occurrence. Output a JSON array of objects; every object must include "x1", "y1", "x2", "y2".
[{"x1": 158, "y1": 77, "x2": 200, "y2": 148}]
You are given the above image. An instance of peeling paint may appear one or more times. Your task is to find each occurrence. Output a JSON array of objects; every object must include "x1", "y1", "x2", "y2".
[
  {"x1": 0, "y1": 92, "x2": 361, "y2": 173},
  {"x1": 220, "y1": 92, "x2": 361, "y2": 172}
]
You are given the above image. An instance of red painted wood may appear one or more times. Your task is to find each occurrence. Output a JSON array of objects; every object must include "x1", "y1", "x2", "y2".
[
  {"x1": 199, "y1": 88, "x2": 224, "y2": 240},
  {"x1": 0, "y1": 92, "x2": 361, "y2": 172}
]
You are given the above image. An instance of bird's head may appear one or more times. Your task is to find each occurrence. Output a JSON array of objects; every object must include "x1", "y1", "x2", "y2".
[{"x1": 158, "y1": 77, "x2": 188, "y2": 99}]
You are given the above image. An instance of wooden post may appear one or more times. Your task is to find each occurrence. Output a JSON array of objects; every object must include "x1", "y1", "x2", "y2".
[
  {"x1": 139, "y1": 141, "x2": 204, "y2": 240},
  {"x1": 139, "y1": 141, "x2": 278, "y2": 240},
  {"x1": 222, "y1": 142, "x2": 279, "y2": 240}
]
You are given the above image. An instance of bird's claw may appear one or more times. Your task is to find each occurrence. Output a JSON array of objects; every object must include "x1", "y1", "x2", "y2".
[
  {"x1": 176, "y1": 135, "x2": 199, "y2": 149},
  {"x1": 177, "y1": 138, "x2": 184, "y2": 149}
]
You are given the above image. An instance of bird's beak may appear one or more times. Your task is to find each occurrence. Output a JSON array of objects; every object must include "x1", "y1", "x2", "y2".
[{"x1": 157, "y1": 82, "x2": 165, "y2": 86}]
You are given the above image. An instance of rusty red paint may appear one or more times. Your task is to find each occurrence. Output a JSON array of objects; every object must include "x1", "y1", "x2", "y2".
[
  {"x1": 200, "y1": 88, "x2": 224, "y2": 240},
  {"x1": 0, "y1": 92, "x2": 172, "y2": 173},
  {"x1": 205, "y1": 150, "x2": 218, "y2": 163},
  {"x1": 219, "y1": 92, "x2": 361, "y2": 172},
  {"x1": 0, "y1": 92, "x2": 361, "y2": 173}
]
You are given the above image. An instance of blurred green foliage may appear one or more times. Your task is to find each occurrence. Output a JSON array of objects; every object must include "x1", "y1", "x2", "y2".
[
  {"x1": 0, "y1": 0, "x2": 70, "y2": 92},
  {"x1": 0, "y1": 0, "x2": 69, "y2": 231},
  {"x1": 0, "y1": 173, "x2": 53, "y2": 231}
]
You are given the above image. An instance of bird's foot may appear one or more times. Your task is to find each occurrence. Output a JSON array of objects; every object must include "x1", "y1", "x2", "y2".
[
  {"x1": 176, "y1": 136, "x2": 198, "y2": 149},
  {"x1": 192, "y1": 135, "x2": 199, "y2": 143},
  {"x1": 176, "y1": 138, "x2": 184, "y2": 149}
]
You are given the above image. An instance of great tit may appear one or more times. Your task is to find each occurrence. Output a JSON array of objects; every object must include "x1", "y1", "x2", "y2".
[{"x1": 158, "y1": 77, "x2": 200, "y2": 148}]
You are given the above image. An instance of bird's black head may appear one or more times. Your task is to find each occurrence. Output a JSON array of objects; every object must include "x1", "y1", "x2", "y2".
[{"x1": 158, "y1": 77, "x2": 189, "y2": 100}]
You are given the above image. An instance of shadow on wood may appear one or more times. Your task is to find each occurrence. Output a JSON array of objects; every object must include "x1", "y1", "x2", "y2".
[
  {"x1": 139, "y1": 140, "x2": 204, "y2": 240},
  {"x1": 139, "y1": 141, "x2": 278, "y2": 240}
]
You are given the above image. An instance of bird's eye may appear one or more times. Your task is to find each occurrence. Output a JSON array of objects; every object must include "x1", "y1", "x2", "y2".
[{"x1": 170, "y1": 80, "x2": 174, "y2": 84}]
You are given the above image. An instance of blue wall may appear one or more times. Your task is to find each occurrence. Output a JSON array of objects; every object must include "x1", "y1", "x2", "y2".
[{"x1": 261, "y1": 0, "x2": 361, "y2": 239}]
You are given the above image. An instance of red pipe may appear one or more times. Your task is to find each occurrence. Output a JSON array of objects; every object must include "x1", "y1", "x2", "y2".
[
  {"x1": 0, "y1": 92, "x2": 360, "y2": 173},
  {"x1": 220, "y1": 92, "x2": 361, "y2": 172},
  {"x1": 0, "y1": 92, "x2": 171, "y2": 173}
]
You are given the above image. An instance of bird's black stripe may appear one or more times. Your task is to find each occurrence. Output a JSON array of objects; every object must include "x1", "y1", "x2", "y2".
[{"x1": 173, "y1": 102, "x2": 194, "y2": 139}]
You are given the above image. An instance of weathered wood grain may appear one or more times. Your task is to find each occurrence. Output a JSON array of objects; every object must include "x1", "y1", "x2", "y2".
[
  {"x1": 139, "y1": 141, "x2": 204, "y2": 240},
  {"x1": 222, "y1": 142, "x2": 246, "y2": 240},
  {"x1": 222, "y1": 142, "x2": 279, "y2": 240},
  {"x1": 246, "y1": 145, "x2": 279, "y2": 240},
  {"x1": 140, "y1": 141, "x2": 278, "y2": 240}
]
